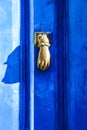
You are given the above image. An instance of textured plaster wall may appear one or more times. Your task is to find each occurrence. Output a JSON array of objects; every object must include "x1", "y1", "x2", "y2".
[{"x1": 0, "y1": 0, "x2": 20, "y2": 130}]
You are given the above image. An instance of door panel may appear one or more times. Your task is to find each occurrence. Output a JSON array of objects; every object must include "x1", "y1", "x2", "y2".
[
  {"x1": 67, "y1": 0, "x2": 87, "y2": 130},
  {"x1": 34, "y1": 0, "x2": 63, "y2": 130},
  {"x1": 34, "y1": 0, "x2": 56, "y2": 130}
]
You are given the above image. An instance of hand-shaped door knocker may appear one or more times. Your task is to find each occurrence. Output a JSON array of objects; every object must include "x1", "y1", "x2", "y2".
[{"x1": 34, "y1": 33, "x2": 51, "y2": 71}]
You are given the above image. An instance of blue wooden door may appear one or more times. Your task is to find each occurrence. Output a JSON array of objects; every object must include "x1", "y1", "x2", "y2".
[{"x1": 33, "y1": 0, "x2": 87, "y2": 130}]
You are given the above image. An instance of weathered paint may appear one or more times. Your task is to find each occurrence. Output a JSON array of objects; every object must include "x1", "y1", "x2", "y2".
[{"x1": 0, "y1": 0, "x2": 20, "y2": 130}]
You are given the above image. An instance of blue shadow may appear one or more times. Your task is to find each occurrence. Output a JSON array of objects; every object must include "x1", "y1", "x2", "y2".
[{"x1": 2, "y1": 45, "x2": 20, "y2": 84}]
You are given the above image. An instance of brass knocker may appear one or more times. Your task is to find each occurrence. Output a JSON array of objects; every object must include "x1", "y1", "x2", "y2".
[{"x1": 34, "y1": 33, "x2": 51, "y2": 71}]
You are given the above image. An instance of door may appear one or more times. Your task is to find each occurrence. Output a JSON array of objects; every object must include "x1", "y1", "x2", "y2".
[{"x1": 25, "y1": 0, "x2": 87, "y2": 130}]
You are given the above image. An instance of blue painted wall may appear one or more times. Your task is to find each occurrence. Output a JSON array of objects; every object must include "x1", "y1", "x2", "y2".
[{"x1": 0, "y1": 0, "x2": 20, "y2": 130}]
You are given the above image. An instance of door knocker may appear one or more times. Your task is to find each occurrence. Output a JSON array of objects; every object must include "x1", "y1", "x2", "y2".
[{"x1": 34, "y1": 33, "x2": 51, "y2": 71}]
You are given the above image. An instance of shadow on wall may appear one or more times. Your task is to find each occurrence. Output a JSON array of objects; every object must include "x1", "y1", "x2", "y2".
[{"x1": 2, "y1": 45, "x2": 20, "y2": 84}]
